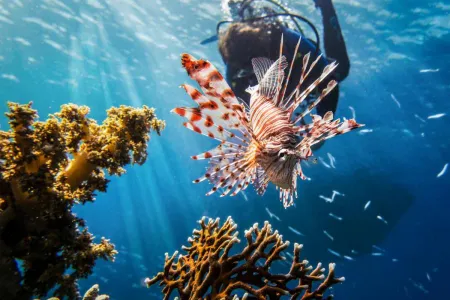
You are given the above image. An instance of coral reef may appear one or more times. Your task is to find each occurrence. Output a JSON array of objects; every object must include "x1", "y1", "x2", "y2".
[
  {"x1": 146, "y1": 217, "x2": 344, "y2": 299},
  {"x1": 45, "y1": 284, "x2": 109, "y2": 300},
  {"x1": 0, "y1": 102, "x2": 164, "y2": 299}
]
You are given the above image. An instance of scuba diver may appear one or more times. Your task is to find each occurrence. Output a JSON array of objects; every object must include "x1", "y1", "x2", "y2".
[{"x1": 202, "y1": 0, "x2": 350, "y2": 136}]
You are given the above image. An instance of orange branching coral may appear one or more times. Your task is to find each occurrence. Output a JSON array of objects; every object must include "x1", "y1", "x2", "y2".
[
  {"x1": 146, "y1": 217, "x2": 344, "y2": 300},
  {"x1": 0, "y1": 102, "x2": 165, "y2": 300}
]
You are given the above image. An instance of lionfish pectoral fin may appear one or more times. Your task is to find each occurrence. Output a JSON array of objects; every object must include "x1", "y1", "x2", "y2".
[
  {"x1": 191, "y1": 145, "x2": 257, "y2": 198},
  {"x1": 174, "y1": 55, "x2": 255, "y2": 145},
  {"x1": 180, "y1": 53, "x2": 250, "y2": 130}
]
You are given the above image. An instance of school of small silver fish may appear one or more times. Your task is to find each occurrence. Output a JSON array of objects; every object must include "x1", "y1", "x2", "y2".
[{"x1": 172, "y1": 36, "x2": 364, "y2": 208}]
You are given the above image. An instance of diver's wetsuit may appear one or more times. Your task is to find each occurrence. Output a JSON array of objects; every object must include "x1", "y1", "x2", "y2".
[{"x1": 220, "y1": 0, "x2": 349, "y2": 118}]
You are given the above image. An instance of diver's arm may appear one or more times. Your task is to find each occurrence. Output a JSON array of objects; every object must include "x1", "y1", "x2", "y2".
[{"x1": 316, "y1": 0, "x2": 350, "y2": 82}]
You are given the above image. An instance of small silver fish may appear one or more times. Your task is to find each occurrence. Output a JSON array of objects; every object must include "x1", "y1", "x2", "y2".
[
  {"x1": 419, "y1": 68, "x2": 439, "y2": 73},
  {"x1": 327, "y1": 152, "x2": 336, "y2": 168},
  {"x1": 377, "y1": 215, "x2": 388, "y2": 224},
  {"x1": 327, "y1": 248, "x2": 341, "y2": 257},
  {"x1": 323, "y1": 230, "x2": 334, "y2": 241},
  {"x1": 414, "y1": 114, "x2": 426, "y2": 123},
  {"x1": 390, "y1": 94, "x2": 401, "y2": 108},
  {"x1": 409, "y1": 278, "x2": 429, "y2": 294},
  {"x1": 358, "y1": 128, "x2": 373, "y2": 135},
  {"x1": 372, "y1": 245, "x2": 386, "y2": 252},
  {"x1": 241, "y1": 191, "x2": 249, "y2": 201},
  {"x1": 319, "y1": 195, "x2": 333, "y2": 203},
  {"x1": 329, "y1": 212, "x2": 343, "y2": 221},
  {"x1": 427, "y1": 113, "x2": 445, "y2": 119},
  {"x1": 265, "y1": 207, "x2": 281, "y2": 221},
  {"x1": 320, "y1": 190, "x2": 345, "y2": 203},
  {"x1": 364, "y1": 200, "x2": 371, "y2": 210},
  {"x1": 319, "y1": 156, "x2": 331, "y2": 168},
  {"x1": 349, "y1": 106, "x2": 356, "y2": 119},
  {"x1": 437, "y1": 163, "x2": 448, "y2": 178},
  {"x1": 288, "y1": 226, "x2": 305, "y2": 236},
  {"x1": 332, "y1": 190, "x2": 344, "y2": 198}
]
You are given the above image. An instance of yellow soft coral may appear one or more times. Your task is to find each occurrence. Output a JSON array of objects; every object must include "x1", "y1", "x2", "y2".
[
  {"x1": 42, "y1": 283, "x2": 109, "y2": 300},
  {"x1": 0, "y1": 102, "x2": 164, "y2": 300}
]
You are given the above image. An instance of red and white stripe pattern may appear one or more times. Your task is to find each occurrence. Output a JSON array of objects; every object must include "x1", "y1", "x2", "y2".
[
  {"x1": 174, "y1": 54, "x2": 257, "y2": 198},
  {"x1": 173, "y1": 36, "x2": 363, "y2": 208}
]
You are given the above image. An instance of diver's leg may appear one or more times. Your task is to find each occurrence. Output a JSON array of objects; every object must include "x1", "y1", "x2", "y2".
[{"x1": 315, "y1": 0, "x2": 350, "y2": 82}]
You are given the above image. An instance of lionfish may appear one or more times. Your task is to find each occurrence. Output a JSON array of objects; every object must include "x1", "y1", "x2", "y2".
[{"x1": 172, "y1": 37, "x2": 363, "y2": 208}]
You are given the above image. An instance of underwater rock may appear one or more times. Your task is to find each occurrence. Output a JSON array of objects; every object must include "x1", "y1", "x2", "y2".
[
  {"x1": 0, "y1": 102, "x2": 165, "y2": 299},
  {"x1": 146, "y1": 216, "x2": 344, "y2": 299}
]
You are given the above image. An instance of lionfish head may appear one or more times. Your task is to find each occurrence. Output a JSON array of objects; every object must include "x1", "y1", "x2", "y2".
[{"x1": 258, "y1": 144, "x2": 299, "y2": 189}]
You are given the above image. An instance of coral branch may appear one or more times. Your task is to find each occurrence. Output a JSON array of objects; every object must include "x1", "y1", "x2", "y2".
[
  {"x1": 0, "y1": 102, "x2": 164, "y2": 299},
  {"x1": 63, "y1": 150, "x2": 96, "y2": 190},
  {"x1": 146, "y1": 217, "x2": 344, "y2": 299},
  {"x1": 43, "y1": 284, "x2": 109, "y2": 300}
]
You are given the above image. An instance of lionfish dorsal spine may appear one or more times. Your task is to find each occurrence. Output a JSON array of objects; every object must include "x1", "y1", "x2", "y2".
[
  {"x1": 278, "y1": 36, "x2": 301, "y2": 107},
  {"x1": 287, "y1": 62, "x2": 339, "y2": 123},
  {"x1": 285, "y1": 53, "x2": 322, "y2": 110},
  {"x1": 292, "y1": 78, "x2": 338, "y2": 124},
  {"x1": 251, "y1": 56, "x2": 288, "y2": 103}
]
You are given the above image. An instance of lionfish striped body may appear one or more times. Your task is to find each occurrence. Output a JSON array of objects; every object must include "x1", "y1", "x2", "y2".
[{"x1": 173, "y1": 37, "x2": 364, "y2": 208}]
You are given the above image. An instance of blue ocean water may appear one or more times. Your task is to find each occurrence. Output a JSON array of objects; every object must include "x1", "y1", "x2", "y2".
[{"x1": 0, "y1": 0, "x2": 449, "y2": 299}]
